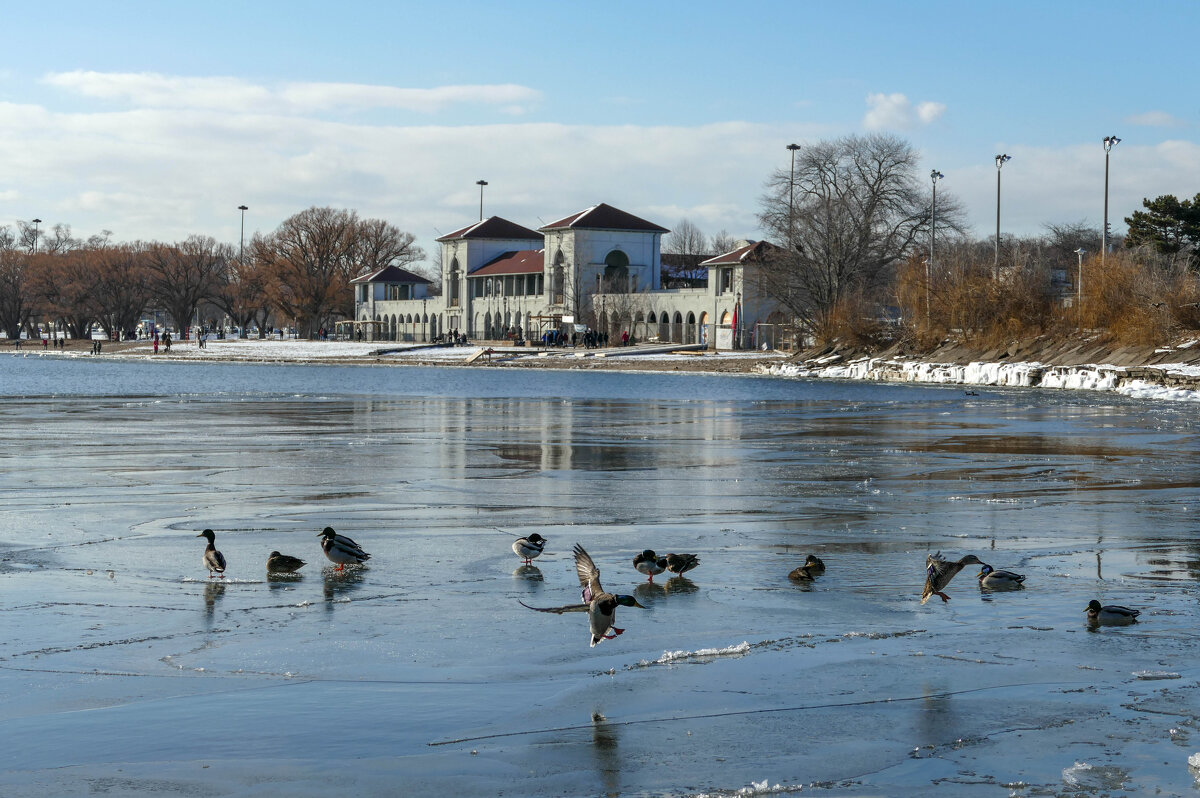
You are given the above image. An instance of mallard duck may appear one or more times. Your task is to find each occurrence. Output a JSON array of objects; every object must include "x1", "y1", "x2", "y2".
[
  {"x1": 633, "y1": 549, "x2": 667, "y2": 582},
  {"x1": 788, "y1": 554, "x2": 824, "y2": 582},
  {"x1": 978, "y1": 563, "x2": 1025, "y2": 588},
  {"x1": 520, "y1": 543, "x2": 645, "y2": 647},
  {"x1": 196, "y1": 529, "x2": 226, "y2": 579},
  {"x1": 267, "y1": 551, "x2": 306, "y2": 573},
  {"x1": 318, "y1": 526, "x2": 370, "y2": 571},
  {"x1": 512, "y1": 533, "x2": 547, "y2": 565},
  {"x1": 664, "y1": 553, "x2": 699, "y2": 576},
  {"x1": 921, "y1": 551, "x2": 983, "y2": 604},
  {"x1": 1086, "y1": 600, "x2": 1140, "y2": 624}
]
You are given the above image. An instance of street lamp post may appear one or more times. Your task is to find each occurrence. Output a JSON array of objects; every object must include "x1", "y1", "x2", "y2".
[
  {"x1": 476, "y1": 180, "x2": 488, "y2": 221},
  {"x1": 786, "y1": 143, "x2": 801, "y2": 247},
  {"x1": 994, "y1": 154, "x2": 1011, "y2": 277},
  {"x1": 31, "y1": 218, "x2": 41, "y2": 253},
  {"x1": 929, "y1": 170, "x2": 943, "y2": 322},
  {"x1": 1102, "y1": 136, "x2": 1120, "y2": 261},
  {"x1": 237, "y1": 205, "x2": 248, "y2": 261},
  {"x1": 1074, "y1": 248, "x2": 1086, "y2": 325}
]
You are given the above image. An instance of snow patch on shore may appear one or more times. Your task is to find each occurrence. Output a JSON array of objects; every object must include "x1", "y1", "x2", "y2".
[{"x1": 759, "y1": 357, "x2": 1200, "y2": 402}]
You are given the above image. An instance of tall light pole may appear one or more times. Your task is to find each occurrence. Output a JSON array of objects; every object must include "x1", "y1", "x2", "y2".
[
  {"x1": 994, "y1": 154, "x2": 1011, "y2": 277},
  {"x1": 929, "y1": 170, "x2": 943, "y2": 322},
  {"x1": 1102, "y1": 136, "x2": 1120, "y2": 261},
  {"x1": 31, "y1": 218, "x2": 41, "y2": 253},
  {"x1": 476, "y1": 179, "x2": 488, "y2": 221},
  {"x1": 1074, "y1": 247, "x2": 1086, "y2": 324},
  {"x1": 237, "y1": 205, "x2": 248, "y2": 262},
  {"x1": 786, "y1": 143, "x2": 801, "y2": 248}
]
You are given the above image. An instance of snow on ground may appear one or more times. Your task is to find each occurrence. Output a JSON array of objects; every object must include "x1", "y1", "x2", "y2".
[{"x1": 759, "y1": 357, "x2": 1200, "y2": 403}]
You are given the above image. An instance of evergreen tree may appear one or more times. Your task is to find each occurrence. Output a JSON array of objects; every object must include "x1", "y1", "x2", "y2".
[{"x1": 1124, "y1": 193, "x2": 1200, "y2": 268}]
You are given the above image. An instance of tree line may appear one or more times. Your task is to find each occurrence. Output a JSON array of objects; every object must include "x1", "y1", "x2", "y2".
[
  {"x1": 664, "y1": 133, "x2": 1200, "y2": 349},
  {"x1": 0, "y1": 207, "x2": 423, "y2": 341}
]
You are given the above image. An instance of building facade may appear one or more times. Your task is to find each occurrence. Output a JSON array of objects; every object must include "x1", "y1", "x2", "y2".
[{"x1": 352, "y1": 203, "x2": 789, "y2": 349}]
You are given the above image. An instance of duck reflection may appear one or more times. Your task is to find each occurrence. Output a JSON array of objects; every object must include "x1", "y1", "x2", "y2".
[
  {"x1": 664, "y1": 575, "x2": 699, "y2": 595},
  {"x1": 591, "y1": 712, "x2": 620, "y2": 797},
  {"x1": 323, "y1": 566, "x2": 366, "y2": 608},
  {"x1": 633, "y1": 581, "x2": 667, "y2": 603},
  {"x1": 267, "y1": 571, "x2": 304, "y2": 594},
  {"x1": 513, "y1": 564, "x2": 544, "y2": 583},
  {"x1": 203, "y1": 580, "x2": 225, "y2": 622},
  {"x1": 916, "y1": 684, "x2": 958, "y2": 746}
]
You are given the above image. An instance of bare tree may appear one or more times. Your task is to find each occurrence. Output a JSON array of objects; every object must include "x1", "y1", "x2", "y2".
[
  {"x1": 91, "y1": 244, "x2": 154, "y2": 339},
  {"x1": 757, "y1": 134, "x2": 964, "y2": 340},
  {"x1": 711, "y1": 229, "x2": 737, "y2": 256},
  {"x1": 0, "y1": 230, "x2": 35, "y2": 339},
  {"x1": 257, "y1": 207, "x2": 427, "y2": 335},
  {"x1": 214, "y1": 255, "x2": 272, "y2": 338},
  {"x1": 146, "y1": 236, "x2": 229, "y2": 335},
  {"x1": 662, "y1": 218, "x2": 710, "y2": 287}
]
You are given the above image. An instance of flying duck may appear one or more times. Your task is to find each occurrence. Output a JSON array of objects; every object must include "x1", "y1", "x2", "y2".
[
  {"x1": 521, "y1": 543, "x2": 645, "y2": 647},
  {"x1": 921, "y1": 552, "x2": 983, "y2": 604}
]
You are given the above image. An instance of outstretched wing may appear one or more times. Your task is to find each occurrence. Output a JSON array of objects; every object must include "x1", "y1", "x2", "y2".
[
  {"x1": 518, "y1": 600, "x2": 590, "y2": 614},
  {"x1": 574, "y1": 544, "x2": 604, "y2": 600}
]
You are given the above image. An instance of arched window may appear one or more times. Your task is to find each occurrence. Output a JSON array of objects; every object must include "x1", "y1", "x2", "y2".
[
  {"x1": 449, "y1": 258, "x2": 461, "y2": 307},
  {"x1": 603, "y1": 250, "x2": 630, "y2": 292},
  {"x1": 552, "y1": 250, "x2": 565, "y2": 305}
]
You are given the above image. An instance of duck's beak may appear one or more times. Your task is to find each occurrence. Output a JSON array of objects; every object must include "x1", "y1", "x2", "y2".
[
  {"x1": 633, "y1": 599, "x2": 646, "y2": 609},
  {"x1": 195, "y1": 532, "x2": 204, "y2": 537}
]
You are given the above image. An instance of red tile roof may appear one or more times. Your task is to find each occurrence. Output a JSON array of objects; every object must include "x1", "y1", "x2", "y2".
[
  {"x1": 436, "y1": 216, "x2": 542, "y2": 242},
  {"x1": 700, "y1": 240, "x2": 785, "y2": 267},
  {"x1": 539, "y1": 203, "x2": 669, "y2": 233},
  {"x1": 350, "y1": 264, "x2": 433, "y2": 284},
  {"x1": 469, "y1": 249, "x2": 545, "y2": 276}
]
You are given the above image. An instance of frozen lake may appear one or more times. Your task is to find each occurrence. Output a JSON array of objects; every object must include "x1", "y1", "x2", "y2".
[{"x1": 1, "y1": 357, "x2": 1199, "y2": 796}]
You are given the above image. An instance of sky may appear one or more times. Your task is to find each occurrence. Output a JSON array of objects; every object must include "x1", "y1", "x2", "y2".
[{"x1": 1, "y1": 0, "x2": 1197, "y2": 264}]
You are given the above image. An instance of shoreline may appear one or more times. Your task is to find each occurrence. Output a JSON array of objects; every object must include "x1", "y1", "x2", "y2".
[{"x1": 5, "y1": 334, "x2": 1200, "y2": 401}]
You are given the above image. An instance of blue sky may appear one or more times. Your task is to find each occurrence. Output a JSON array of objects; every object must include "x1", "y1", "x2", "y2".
[{"x1": 1, "y1": 1, "x2": 1196, "y2": 259}]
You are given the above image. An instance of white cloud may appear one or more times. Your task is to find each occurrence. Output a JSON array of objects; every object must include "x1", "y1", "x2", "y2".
[
  {"x1": 1125, "y1": 110, "x2": 1184, "y2": 127},
  {"x1": 41, "y1": 71, "x2": 542, "y2": 115},
  {"x1": 863, "y1": 93, "x2": 945, "y2": 130},
  {"x1": 917, "y1": 101, "x2": 946, "y2": 124}
]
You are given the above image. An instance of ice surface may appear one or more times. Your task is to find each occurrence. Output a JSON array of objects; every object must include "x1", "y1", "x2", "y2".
[{"x1": 1, "y1": 359, "x2": 1199, "y2": 796}]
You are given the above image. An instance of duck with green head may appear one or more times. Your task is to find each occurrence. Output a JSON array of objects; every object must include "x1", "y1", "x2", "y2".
[
  {"x1": 521, "y1": 544, "x2": 645, "y2": 646},
  {"x1": 196, "y1": 529, "x2": 226, "y2": 579}
]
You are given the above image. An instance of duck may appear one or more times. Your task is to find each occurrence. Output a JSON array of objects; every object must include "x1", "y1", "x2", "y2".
[
  {"x1": 633, "y1": 549, "x2": 667, "y2": 582},
  {"x1": 977, "y1": 563, "x2": 1025, "y2": 588},
  {"x1": 520, "y1": 543, "x2": 645, "y2": 647},
  {"x1": 512, "y1": 533, "x2": 547, "y2": 565},
  {"x1": 196, "y1": 529, "x2": 226, "y2": 579},
  {"x1": 664, "y1": 552, "x2": 700, "y2": 576},
  {"x1": 318, "y1": 526, "x2": 370, "y2": 571},
  {"x1": 267, "y1": 551, "x2": 306, "y2": 573},
  {"x1": 921, "y1": 551, "x2": 983, "y2": 604},
  {"x1": 788, "y1": 554, "x2": 825, "y2": 582},
  {"x1": 1086, "y1": 600, "x2": 1140, "y2": 624}
]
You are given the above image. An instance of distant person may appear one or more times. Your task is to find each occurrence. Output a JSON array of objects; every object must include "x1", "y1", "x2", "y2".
[
  {"x1": 621, "y1": 330, "x2": 629, "y2": 346},
  {"x1": 163, "y1": 332, "x2": 172, "y2": 352}
]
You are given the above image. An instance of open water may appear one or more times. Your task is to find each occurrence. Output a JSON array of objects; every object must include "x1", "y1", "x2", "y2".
[{"x1": 1, "y1": 356, "x2": 1199, "y2": 796}]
